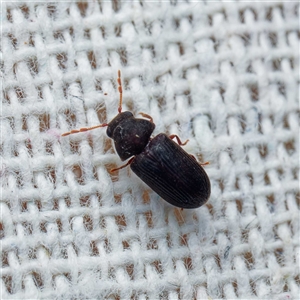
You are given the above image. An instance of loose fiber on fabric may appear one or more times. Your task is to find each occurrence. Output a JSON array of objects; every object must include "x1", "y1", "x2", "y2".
[{"x1": 1, "y1": 1, "x2": 299, "y2": 299}]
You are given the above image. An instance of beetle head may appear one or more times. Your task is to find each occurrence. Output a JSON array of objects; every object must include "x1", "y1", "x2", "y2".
[{"x1": 106, "y1": 111, "x2": 133, "y2": 138}]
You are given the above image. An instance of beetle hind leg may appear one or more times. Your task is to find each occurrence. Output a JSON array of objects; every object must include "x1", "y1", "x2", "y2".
[{"x1": 189, "y1": 154, "x2": 209, "y2": 166}]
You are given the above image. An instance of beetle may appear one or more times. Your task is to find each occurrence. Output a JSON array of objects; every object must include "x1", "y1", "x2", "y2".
[{"x1": 62, "y1": 71, "x2": 211, "y2": 208}]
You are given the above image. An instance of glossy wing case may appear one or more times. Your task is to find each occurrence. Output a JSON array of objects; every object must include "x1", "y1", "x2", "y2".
[{"x1": 130, "y1": 133, "x2": 211, "y2": 209}]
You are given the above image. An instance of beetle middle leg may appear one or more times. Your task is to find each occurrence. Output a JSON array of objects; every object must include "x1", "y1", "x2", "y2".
[
  {"x1": 169, "y1": 134, "x2": 189, "y2": 146},
  {"x1": 110, "y1": 157, "x2": 135, "y2": 172},
  {"x1": 169, "y1": 135, "x2": 209, "y2": 166}
]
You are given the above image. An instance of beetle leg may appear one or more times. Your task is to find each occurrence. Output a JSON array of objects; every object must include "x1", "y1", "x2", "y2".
[
  {"x1": 139, "y1": 112, "x2": 153, "y2": 123},
  {"x1": 190, "y1": 154, "x2": 196, "y2": 160},
  {"x1": 61, "y1": 123, "x2": 108, "y2": 136},
  {"x1": 110, "y1": 157, "x2": 135, "y2": 172},
  {"x1": 169, "y1": 134, "x2": 189, "y2": 146},
  {"x1": 117, "y1": 70, "x2": 123, "y2": 114},
  {"x1": 189, "y1": 154, "x2": 209, "y2": 166}
]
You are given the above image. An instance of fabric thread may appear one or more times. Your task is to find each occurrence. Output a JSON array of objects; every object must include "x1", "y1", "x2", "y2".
[{"x1": 1, "y1": 1, "x2": 299, "y2": 299}]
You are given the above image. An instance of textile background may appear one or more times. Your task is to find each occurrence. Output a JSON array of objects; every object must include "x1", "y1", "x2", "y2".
[{"x1": 1, "y1": 1, "x2": 299, "y2": 299}]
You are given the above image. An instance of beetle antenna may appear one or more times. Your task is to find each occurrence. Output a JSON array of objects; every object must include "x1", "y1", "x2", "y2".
[
  {"x1": 117, "y1": 70, "x2": 123, "y2": 114},
  {"x1": 61, "y1": 123, "x2": 108, "y2": 136}
]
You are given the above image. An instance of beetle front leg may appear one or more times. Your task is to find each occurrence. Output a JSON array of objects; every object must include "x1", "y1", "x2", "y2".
[
  {"x1": 169, "y1": 134, "x2": 189, "y2": 146},
  {"x1": 139, "y1": 112, "x2": 153, "y2": 123},
  {"x1": 110, "y1": 157, "x2": 135, "y2": 172}
]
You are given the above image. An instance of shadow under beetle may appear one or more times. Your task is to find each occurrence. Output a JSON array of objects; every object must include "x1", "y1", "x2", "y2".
[{"x1": 62, "y1": 71, "x2": 211, "y2": 209}]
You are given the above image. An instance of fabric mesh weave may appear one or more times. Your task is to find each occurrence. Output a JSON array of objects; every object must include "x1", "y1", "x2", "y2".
[{"x1": 1, "y1": 1, "x2": 299, "y2": 299}]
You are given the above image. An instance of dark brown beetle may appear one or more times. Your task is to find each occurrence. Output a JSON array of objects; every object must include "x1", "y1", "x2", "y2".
[{"x1": 62, "y1": 71, "x2": 211, "y2": 209}]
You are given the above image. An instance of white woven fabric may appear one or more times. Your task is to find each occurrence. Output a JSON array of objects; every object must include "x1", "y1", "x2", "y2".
[{"x1": 1, "y1": 1, "x2": 299, "y2": 299}]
